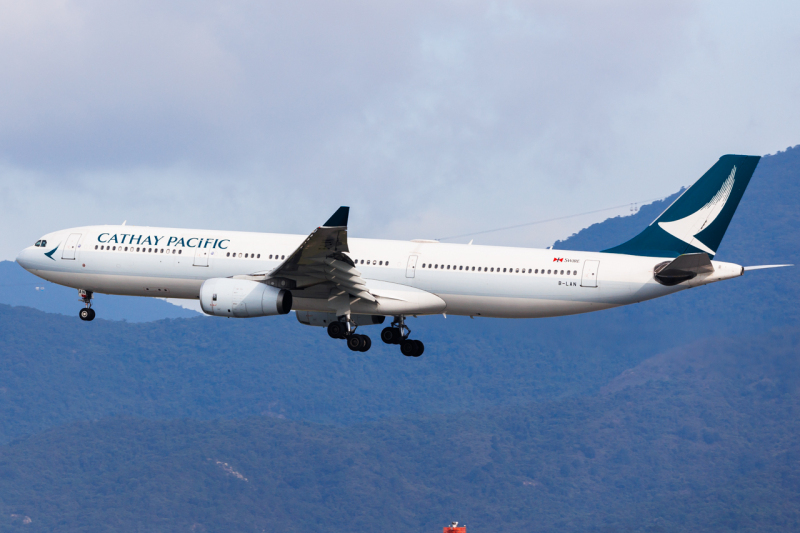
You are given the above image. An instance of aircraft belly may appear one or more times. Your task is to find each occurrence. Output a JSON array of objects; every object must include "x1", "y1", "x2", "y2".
[
  {"x1": 438, "y1": 294, "x2": 618, "y2": 318},
  {"x1": 28, "y1": 269, "x2": 203, "y2": 299}
]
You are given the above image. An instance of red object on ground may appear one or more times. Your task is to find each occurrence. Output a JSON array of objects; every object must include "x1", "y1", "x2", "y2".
[{"x1": 443, "y1": 528, "x2": 466, "y2": 533}]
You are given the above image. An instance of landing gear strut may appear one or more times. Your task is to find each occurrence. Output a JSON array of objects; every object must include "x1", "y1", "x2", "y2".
[
  {"x1": 78, "y1": 289, "x2": 95, "y2": 321},
  {"x1": 327, "y1": 319, "x2": 372, "y2": 352},
  {"x1": 381, "y1": 316, "x2": 424, "y2": 357}
]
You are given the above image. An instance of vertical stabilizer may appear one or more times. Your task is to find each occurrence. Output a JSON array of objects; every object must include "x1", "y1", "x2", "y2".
[{"x1": 603, "y1": 155, "x2": 760, "y2": 258}]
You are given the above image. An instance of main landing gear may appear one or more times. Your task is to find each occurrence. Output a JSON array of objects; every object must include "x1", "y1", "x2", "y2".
[
  {"x1": 327, "y1": 321, "x2": 372, "y2": 352},
  {"x1": 78, "y1": 289, "x2": 95, "y2": 321},
  {"x1": 380, "y1": 316, "x2": 424, "y2": 357}
]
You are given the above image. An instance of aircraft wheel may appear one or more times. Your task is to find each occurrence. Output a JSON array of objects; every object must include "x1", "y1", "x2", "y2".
[
  {"x1": 79, "y1": 308, "x2": 95, "y2": 321},
  {"x1": 328, "y1": 321, "x2": 346, "y2": 339},
  {"x1": 359, "y1": 335, "x2": 372, "y2": 352},
  {"x1": 347, "y1": 335, "x2": 363, "y2": 351},
  {"x1": 412, "y1": 340, "x2": 424, "y2": 357},
  {"x1": 401, "y1": 339, "x2": 417, "y2": 357},
  {"x1": 380, "y1": 327, "x2": 395, "y2": 344}
]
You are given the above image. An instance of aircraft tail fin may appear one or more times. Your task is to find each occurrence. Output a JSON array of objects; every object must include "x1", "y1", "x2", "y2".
[{"x1": 603, "y1": 154, "x2": 761, "y2": 258}]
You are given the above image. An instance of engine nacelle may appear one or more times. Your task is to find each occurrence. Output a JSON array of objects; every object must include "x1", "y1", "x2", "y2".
[
  {"x1": 296, "y1": 311, "x2": 385, "y2": 327},
  {"x1": 199, "y1": 278, "x2": 292, "y2": 317}
]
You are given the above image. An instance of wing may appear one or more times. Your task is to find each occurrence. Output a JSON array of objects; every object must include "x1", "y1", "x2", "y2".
[{"x1": 256, "y1": 207, "x2": 376, "y2": 303}]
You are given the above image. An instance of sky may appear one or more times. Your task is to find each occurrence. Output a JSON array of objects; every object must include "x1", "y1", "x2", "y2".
[{"x1": 1, "y1": 0, "x2": 798, "y2": 260}]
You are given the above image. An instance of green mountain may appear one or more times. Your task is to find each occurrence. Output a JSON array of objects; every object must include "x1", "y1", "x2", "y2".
[
  {"x1": 1, "y1": 327, "x2": 797, "y2": 532},
  {"x1": 0, "y1": 147, "x2": 797, "y2": 531}
]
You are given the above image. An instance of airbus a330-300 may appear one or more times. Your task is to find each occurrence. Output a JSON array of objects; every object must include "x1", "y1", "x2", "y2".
[{"x1": 17, "y1": 155, "x2": 791, "y2": 357}]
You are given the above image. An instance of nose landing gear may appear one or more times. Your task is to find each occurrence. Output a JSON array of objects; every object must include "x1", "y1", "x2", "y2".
[
  {"x1": 381, "y1": 316, "x2": 424, "y2": 357},
  {"x1": 78, "y1": 290, "x2": 95, "y2": 321}
]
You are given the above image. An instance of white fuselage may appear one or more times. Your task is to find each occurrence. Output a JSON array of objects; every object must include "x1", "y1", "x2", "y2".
[{"x1": 15, "y1": 224, "x2": 744, "y2": 319}]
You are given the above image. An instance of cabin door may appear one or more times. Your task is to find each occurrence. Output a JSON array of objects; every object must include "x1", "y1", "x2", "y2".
[
  {"x1": 405, "y1": 255, "x2": 418, "y2": 278},
  {"x1": 193, "y1": 247, "x2": 209, "y2": 267},
  {"x1": 581, "y1": 260, "x2": 599, "y2": 288},
  {"x1": 61, "y1": 233, "x2": 82, "y2": 260}
]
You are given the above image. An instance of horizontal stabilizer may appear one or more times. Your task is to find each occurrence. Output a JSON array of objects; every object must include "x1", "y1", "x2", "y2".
[
  {"x1": 743, "y1": 264, "x2": 793, "y2": 271},
  {"x1": 653, "y1": 253, "x2": 713, "y2": 286}
]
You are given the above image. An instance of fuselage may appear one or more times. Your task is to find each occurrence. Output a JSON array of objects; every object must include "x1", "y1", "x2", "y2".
[{"x1": 15, "y1": 224, "x2": 745, "y2": 319}]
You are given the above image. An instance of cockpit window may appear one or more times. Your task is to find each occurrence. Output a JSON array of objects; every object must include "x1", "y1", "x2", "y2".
[
  {"x1": 40, "y1": 240, "x2": 47, "y2": 247},
  {"x1": 35, "y1": 240, "x2": 41, "y2": 247}
]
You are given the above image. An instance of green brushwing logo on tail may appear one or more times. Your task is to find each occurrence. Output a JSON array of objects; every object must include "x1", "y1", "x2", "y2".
[
  {"x1": 603, "y1": 154, "x2": 760, "y2": 259},
  {"x1": 43, "y1": 243, "x2": 60, "y2": 260}
]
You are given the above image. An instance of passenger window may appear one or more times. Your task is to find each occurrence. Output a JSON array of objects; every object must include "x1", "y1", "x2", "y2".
[
  {"x1": 385, "y1": 261, "x2": 389, "y2": 266},
  {"x1": 547, "y1": 269, "x2": 551, "y2": 274},
  {"x1": 100, "y1": 245, "x2": 104, "y2": 250},
  {"x1": 560, "y1": 270, "x2": 564, "y2": 275},
  {"x1": 269, "y1": 254, "x2": 273, "y2": 259},
  {"x1": 227, "y1": 252, "x2": 230, "y2": 257},
  {"x1": 281, "y1": 255, "x2": 285, "y2": 259},
  {"x1": 124, "y1": 247, "x2": 128, "y2": 251},
  {"x1": 257, "y1": 254, "x2": 261, "y2": 258},
  {"x1": 113, "y1": 246, "x2": 117, "y2": 251},
  {"x1": 178, "y1": 250, "x2": 182, "y2": 254},
  {"x1": 459, "y1": 266, "x2": 462, "y2": 270},
  {"x1": 471, "y1": 266, "x2": 475, "y2": 271},
  {"x1": 95, "y1": 245, "x2": 98, "y2": 250},
  {"x1": 515, "y1": 268, "x2": 519, "y2": 273}
]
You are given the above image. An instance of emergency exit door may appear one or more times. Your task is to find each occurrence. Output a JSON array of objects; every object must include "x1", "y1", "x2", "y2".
[
  {"x1": 405, "y1": 255, "x2": 418, "y2": 278},
  {"x1": 581, "y1": 260, "x2": 600, "y2": 288}
]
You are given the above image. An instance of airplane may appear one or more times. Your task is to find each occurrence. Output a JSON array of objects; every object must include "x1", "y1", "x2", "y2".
[{"x1": 16, "y1": 154, "x2": 791, "y2": 357}]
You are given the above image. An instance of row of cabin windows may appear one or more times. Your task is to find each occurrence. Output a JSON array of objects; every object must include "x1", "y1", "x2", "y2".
[
  {"x1": 420, "y1": 263, "x2": 578, "y2": 276},
  {"x1": 97, "y1": 245, "x2": 183, "y2": 254},
  {"x1": 233, "y1": 253, "x2": 280, "y2": 259},
  {"x1": 353, "y1": 259, "x2": 388, "y2": 266},
  {"x1": 34, "y1": 240, "x2": 48, "y2": 247},
  {"x1": 95, "y1": 245, "x2": 289, "y2": 261},
  {"x1": 224, "y1": 253, "x2": 286, "y2": 259}
]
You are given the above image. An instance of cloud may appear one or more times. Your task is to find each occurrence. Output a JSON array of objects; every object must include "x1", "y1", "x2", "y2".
[{"x1": 0, "y1": 1, "x2": 798, "y2": 259}]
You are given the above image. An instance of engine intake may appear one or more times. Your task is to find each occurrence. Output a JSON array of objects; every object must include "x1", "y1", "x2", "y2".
[{"x1": 199, "y1": 278, "x2": 292, "y2": 317}]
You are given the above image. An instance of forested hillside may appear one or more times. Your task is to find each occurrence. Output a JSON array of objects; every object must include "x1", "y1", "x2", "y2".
[
  {"x1": 1, "y1": 327, "x2": 798, "y2": 532},
  {"x1": 0, "y1": 147, "x2": 797, "y2": 531}
]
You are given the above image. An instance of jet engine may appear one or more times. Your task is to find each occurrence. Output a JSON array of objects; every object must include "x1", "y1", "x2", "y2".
[{"x1": 199, "y1": 278, "x2": 292, "y2": 317}]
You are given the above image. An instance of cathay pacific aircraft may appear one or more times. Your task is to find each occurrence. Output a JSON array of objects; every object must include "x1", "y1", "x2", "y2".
[{"x1": 16, "y1": 155, "x2": 790, "y2": 356}]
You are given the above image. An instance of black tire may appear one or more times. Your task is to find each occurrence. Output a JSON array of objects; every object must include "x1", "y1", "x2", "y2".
[
  {"x1": 347, "y1": 335, "x2": 363, "y2": 351},
  {"x1": 380, "y1": 327, "x2": 395, "y2": 344},
  {"x1": 401, "y1": 339, "x2": 417, "y2": 357},
  {"x1": 79, "y1": 308, "x2": 91, "y2": 321},
  {"x1": 328, "y1": 322, "x2": 345, "y2": 339},
  {"x1": 87, "y1": 308, "x2": 95, "y2": 321},
  {"x1": 412, "y1": 340, "x2": 424, "y2": 357},
  {"x1": 359, "y1": 336, "x2": 372, "y2": 352}
]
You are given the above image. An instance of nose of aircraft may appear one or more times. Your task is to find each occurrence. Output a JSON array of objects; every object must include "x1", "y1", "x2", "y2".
[{"x1": 16, "y1": 247, "x2": 35, "y2": 271}]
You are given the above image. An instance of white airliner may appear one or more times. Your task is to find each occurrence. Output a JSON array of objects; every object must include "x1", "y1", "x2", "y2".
[{"x1": 16, "y1": 155, "x2": 789, "y2": 356}]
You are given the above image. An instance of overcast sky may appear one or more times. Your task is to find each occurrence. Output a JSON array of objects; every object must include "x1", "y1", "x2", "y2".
[{"x1": 1, "y1": 0, "x2": 798, "y2": 260}]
